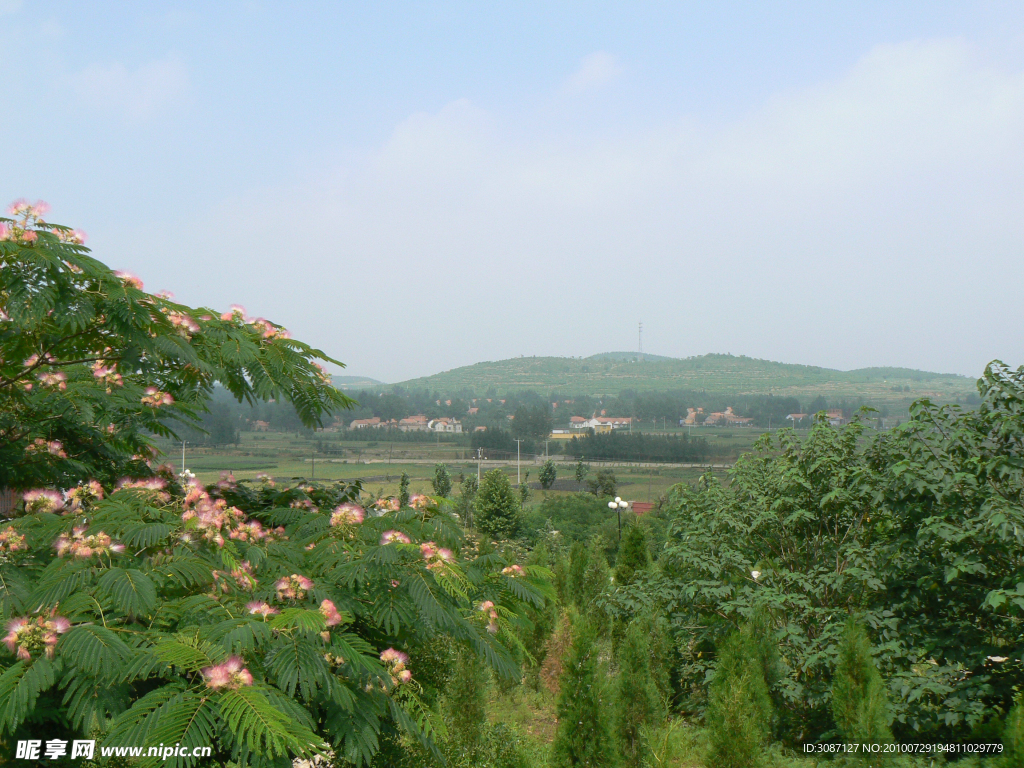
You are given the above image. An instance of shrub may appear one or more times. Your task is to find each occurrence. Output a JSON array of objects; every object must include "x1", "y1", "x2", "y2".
[
  {"x1": 586, "y1": 469, "x2": 617, "y2": 498},
  {"x1": 539, "y1": 460, "x2": 557, "y2": 490}
]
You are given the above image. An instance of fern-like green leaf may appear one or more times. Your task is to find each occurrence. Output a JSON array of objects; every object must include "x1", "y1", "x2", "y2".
[
  {"x1": 98, "y1": 567, "x2": 158, "y2": 615},
  {"x1": 58, "y1": 625, "x2": 134, "y2": 679},
  {"x1": 0, "y1": 659, "x2": 56, "y2": 735}
]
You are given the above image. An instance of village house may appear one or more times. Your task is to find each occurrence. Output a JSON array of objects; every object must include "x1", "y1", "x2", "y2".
[
  {"x1": 680, "y1": 407, "x2": 704, "y2": 426},
  {"x1": 702, "y1": 407, "x2": 753, "y2": 426},
  {"x1": 569, "y1": 415, "x2": 634, "y2": 433},
  {"x1": 428, "y1": 418, "x2": 462, "y2": 433},
  {"x1": 398, "y1": 414, "x2": 430, "y2": 432},
  {"x1": 252, "y1": 420, "x2": 270, "y2": 432},
  {"x1": 349, "y1": 417, "x2": 382, "y2": 429}
]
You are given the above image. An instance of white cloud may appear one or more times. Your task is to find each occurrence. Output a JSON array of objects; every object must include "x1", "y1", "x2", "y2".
[
  {"x1": 558, "y1": 51, "x2": 622, "y2": 95},
  {"x1": 132, "y1": 38, "x2": 1024, "y2": 381},
  {"x1": 70, "y1": 54, "x2": 189, "y2": 123}
]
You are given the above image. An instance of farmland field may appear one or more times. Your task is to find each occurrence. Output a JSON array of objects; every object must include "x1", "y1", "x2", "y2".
[{"x1": 152, "y1": 428, "x2": 746, "y2": 501}]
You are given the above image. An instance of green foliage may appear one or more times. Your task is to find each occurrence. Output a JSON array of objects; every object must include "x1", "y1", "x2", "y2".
[
  {"x1": 432, "y1": 464, "x2": 453, "y2": 498},
  {"x1": 476, "y1": 470, "x2": 521, "y2": 540},
  {"x1": 456, "y1": 474, "x2": 478, "y2": 529},
  {"x1": 569, "y1": 431, "x2": 711, "y2": 463},
  {"x1": 399, "y1": 472, "x2": 411, "y2": 508},
  {"x1": 566, "y1": 538, "x2": 609, "y2": 612},
  {"x1": 551, "y1": 614, "x2": 618, "y2": 768},
  {"x1": 574, "y1": 460, "x2": 589, "y2": 488},
  {"x1": 0, "y1": 205, "x2": 351, "y2": 492},
  {"x1": 660, "y1": 363, "x2": 1024, "y2": 742},
  {"x1": 0, "y1": 207, "x2": 554, "y2": 765},
  {"x1": 585, "y1": 469, "x2": 617, "y2": 498},
  {"x1": 614, "y1": 524, "x2": 651, "y2": 587},
  {"x1": 519, "y1": 471, "x2": 530, "y2": 507},
  {"x1": 510, "y1": 404, "x2": 552, "y2": 442},
  {"x1": 1004, "y1": 699, "x2": 1024, "y2": 768},
  {"x1": 522, "y1": 494, "x2": 626, "y2": 554},
  {"x1": 539, "y1": 460, "x2": 557, "y2": 490},
  {"x1": 831, "y1": 618, "x2": 893, "y2": 748},
  {"x1": 705, "y1": 626, "x2": 773, "y2": 768},
  {"x1": 442, "y1": 645, "x2": 489, "y2": 755},
  {"x1": 0, "y1": 480, "x2": 552, "y2": 766},
  {"x1": 615, "y1": 619, "x2": 664, "y2": 768}
]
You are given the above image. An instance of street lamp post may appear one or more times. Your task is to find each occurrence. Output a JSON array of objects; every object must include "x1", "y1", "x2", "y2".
[{"x1": 608, "y1": 496, "x2": 628, "y2": 540}]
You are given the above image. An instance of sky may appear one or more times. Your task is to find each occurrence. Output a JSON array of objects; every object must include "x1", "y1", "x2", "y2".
[{"x1": 2, "y1": 2, "x2": 1023, "y2": 382}]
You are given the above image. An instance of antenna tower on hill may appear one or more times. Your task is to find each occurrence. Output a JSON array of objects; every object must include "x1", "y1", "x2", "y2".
[{"x1": 638, "y1": 321, "x2": 643, "y2": 363}]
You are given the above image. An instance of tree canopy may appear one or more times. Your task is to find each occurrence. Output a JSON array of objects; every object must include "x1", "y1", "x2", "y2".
[{"x1": 0, "y1": 201, "x2": 350, "y2": 493}]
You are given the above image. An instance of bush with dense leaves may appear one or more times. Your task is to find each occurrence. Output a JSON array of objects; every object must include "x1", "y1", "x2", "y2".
[{"x1": 659, "y1": 362, "x2": 1024, "y2": 743}]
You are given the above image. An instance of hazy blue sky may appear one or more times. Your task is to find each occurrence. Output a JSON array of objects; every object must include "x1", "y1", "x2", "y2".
[{"x1": 3, "y1": 2, "x2": 1023, "y2": 382}]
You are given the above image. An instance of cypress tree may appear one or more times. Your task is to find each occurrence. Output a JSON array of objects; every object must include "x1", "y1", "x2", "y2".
[
  {"x1": 705, "y1": 627, "x2": 774, "y2": 768},
  {"x1": 476, "y1": 469, "x2": 521, "y2": 539},
  {"x1": 551, "y1": 614, "x2": 618, "y2": 768},
  {"x1": 615, "y1": 618, "x2": 665, "y2": 768},
  {"x1": 614, "y1": 523, "x2": 651, "y2": 587},
  {"x1": 432, "y1": 463, "x2": 453, "y2": 497},
  {"x1": 443, "y1": 645, "x2": 489, "y2": 758},
  {"x1": 567, "y1": 537, "x2": 609, "y2": 611},
  {"x1": 398, "y1": 471, "x2": 410, "y2": 508},
  {"x1": 456, "y1": 474, "x2": 478, "y2": 529},
  {"x1": 830, "y1": 617, "x2": 893, "y2": 748}
]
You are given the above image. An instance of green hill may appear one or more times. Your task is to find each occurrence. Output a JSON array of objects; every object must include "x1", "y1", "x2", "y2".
[{"x1": 379, "y1": 354, "x2": 977, "y2": 405}]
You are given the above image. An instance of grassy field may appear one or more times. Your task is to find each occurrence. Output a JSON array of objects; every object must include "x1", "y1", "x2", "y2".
[{"x1": 371, "y1": 352, "x2": 978, "y2": 406}]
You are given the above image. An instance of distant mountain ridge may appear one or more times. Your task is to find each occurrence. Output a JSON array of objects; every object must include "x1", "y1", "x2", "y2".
[{"x1": 369, "y1": 353, "x2": 975, "y2": 403}]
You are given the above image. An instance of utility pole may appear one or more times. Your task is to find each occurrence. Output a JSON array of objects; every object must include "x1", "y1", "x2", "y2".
[
  {"x1": 544, "y1": 439, "x2": 550, "y2": 458},
  {"x1": 311, "y1": 448, "x2": 315, "y2": 480},
  {"x1": 513, "y1": 439, "x2": 523, "y2": 485},
  {"x1": 638, "y1": 321, "x2": 643, "y2": 363},
  {"x1": 477, "y1": 447, "x2": 482, "y2": 483},
  {"x1": 181, "y1": 440, "x2": 187, "y2": 475}
]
